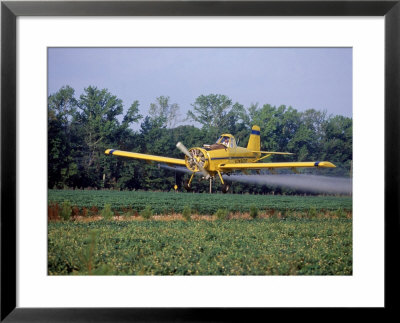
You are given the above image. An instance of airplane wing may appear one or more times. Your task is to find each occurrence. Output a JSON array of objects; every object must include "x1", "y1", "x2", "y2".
[
  {"x1": 105, "y1": 149, "x2": 186, "y2": 166},
  {"x1": 219, "y1": 161, "x2": 336, "y2": 171}
]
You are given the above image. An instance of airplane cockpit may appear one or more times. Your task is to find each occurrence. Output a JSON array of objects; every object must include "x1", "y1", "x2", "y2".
[
  {"x1": 216, "y1": 136, "x2": 230, "y2": 147},
  {"x1": 204, "y1": 135, "x2": 237, "y2": 150}
]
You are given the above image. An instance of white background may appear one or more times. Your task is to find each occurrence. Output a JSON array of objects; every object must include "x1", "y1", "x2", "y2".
[{"x1": 17, "y1": 17, "x2": 384, "y2": 307}]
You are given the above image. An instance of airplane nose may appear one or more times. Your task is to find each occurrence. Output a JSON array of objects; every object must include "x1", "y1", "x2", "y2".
[
  {"x1": 184, "y1": 148, "x2": 209, "y2": 173},
  {"x1": 176, "y1": 143, "x2": 210, "y2": 178}
]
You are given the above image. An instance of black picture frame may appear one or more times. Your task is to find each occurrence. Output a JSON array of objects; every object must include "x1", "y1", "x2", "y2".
[{"x1": 1, "y1": 0, "x2": 399, "y2": 321}]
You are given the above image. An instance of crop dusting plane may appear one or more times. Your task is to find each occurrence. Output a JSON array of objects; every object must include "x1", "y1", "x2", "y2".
[{"x1": 105, "y1": 125, "x2": 336, "y2": 193}]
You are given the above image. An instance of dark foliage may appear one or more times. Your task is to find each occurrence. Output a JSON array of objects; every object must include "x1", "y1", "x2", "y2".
[{"x1": 48, "y1": 86, "x2": 352, "y2": 194}]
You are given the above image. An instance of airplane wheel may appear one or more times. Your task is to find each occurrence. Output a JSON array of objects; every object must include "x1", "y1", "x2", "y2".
[
  {"x1": 184, "y1": 179, "x2": 192, "y2": 191},
  {"x1": 221, "y1": 183, "x2": 230, "y2": 194}
]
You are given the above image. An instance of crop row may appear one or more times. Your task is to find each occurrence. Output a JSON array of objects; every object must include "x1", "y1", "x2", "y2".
[
  {"x1": 48, "y1": 190, "x2": 352, "y2": 215},
  {"x1": 48, "y1": 219, "x2": 352, "y2": 275}
]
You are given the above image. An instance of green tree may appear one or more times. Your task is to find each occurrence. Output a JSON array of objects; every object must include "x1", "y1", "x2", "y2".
[
  {"x1": 122, "y1": 101, "x2": 142, "y2": 129},
  {"x1": 48, "y1": 86, "x2": 78, "y2": 188},
  {"x1": 321, "y1": 115, "x2": 352, "y2": 175},
  {"x1": 187, "y1": 94, "x2": 246, "y2": 139},
  {"x1": 294, "y1": 109, "x2": 328, "y2": 160},
  {"x1": 78, "y1": 86, "x2": 123, "y2": 167},
  {"x1": 149, "y1": 96, "x2": 180, "y2": 128},
  {"x1": 74, "y1": 86, "x2": 142, "y2": 188}
]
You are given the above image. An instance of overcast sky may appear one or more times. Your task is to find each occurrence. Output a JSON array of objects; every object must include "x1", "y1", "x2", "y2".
[{"x1": 48, "y1": 47, "x2": 352, "y2": 127}]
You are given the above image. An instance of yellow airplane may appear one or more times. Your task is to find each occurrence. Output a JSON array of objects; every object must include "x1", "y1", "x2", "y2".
[{"x1": 105, "y1": 125, "x2": 335, "y2": 193}]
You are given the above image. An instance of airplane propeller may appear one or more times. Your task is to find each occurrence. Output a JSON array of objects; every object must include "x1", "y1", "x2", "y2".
[{"x1": 176, "y1": 142, "x2": 210, "y2": 179}]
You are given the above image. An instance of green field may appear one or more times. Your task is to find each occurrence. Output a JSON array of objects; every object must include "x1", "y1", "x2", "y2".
[
  {"x1": 48, "y1": 219, "x2": 352, "y2": 275},
  {"x1": 48, "y1": 189, "x2": 352, "y2": 215},
  {"x1": 48, "y1": 190, "x2": 352, "y2": 275}
]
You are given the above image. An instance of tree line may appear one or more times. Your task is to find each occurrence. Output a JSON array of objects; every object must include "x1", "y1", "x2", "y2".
[{"x1": 48, "y1": 85, "x2": 352, "y2": 194}]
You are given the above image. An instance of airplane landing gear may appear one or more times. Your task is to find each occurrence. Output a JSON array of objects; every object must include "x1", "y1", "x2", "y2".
[
  {"x1": 184, "y1": 173, "x2": 195, "y2": 191},
  {"x1": 221, "y1": 182, "x2": 230, "y2": 194},
  {"x1": 184, "y1": 171, "x2": 230, "y2": 194},
  {"x1": 216, "y1": 170, "x2": 230, "y2": 193},
  {"x1": 183, "y1": 179, "x2": 192, "y2": 191}
]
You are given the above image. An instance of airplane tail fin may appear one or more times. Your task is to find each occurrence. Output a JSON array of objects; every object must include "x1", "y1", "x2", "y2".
[{"x1": 247, "y1": 125, "x2": 261, "y2": 152}]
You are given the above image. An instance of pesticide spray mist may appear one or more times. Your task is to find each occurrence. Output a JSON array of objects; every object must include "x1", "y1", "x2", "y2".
[
  {"x1": 160, "y1": 165, "x2": 352, "y2": 195},
  {"x1": 225, "y1": 174, "x2": 352, "y2": 194}
]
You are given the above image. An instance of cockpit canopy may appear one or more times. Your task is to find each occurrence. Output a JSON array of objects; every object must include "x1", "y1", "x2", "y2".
[
  {"x1": 203, "y1": 134, "x2": 237, "y2": 151},
  {"x1": 216, "y1": 135, "x2": 236, "y2": 148}
]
